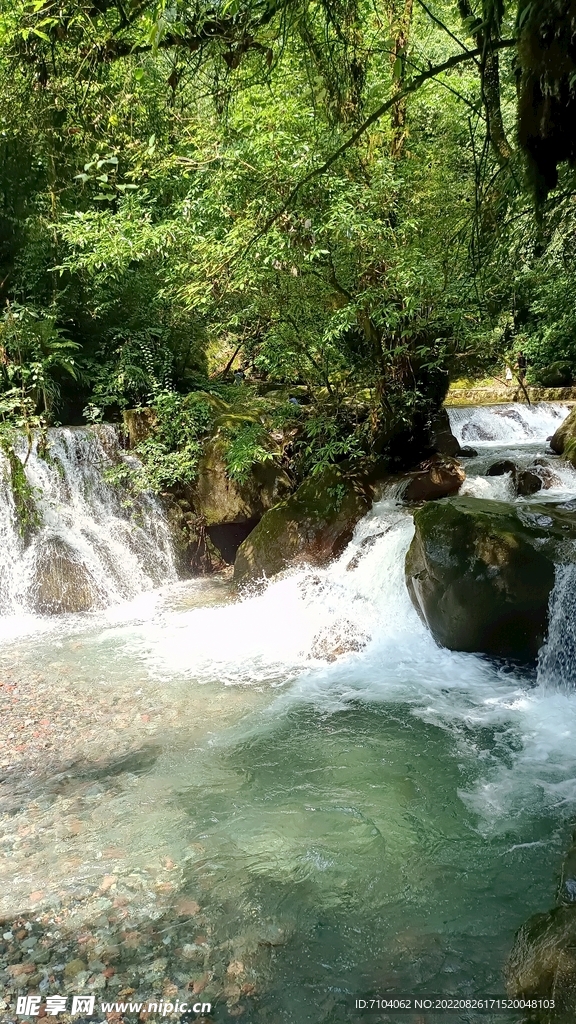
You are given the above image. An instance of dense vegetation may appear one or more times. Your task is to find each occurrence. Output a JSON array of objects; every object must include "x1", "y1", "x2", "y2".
[{"x1": 1, "y1": 0, "x2": 576, "y2": 484}]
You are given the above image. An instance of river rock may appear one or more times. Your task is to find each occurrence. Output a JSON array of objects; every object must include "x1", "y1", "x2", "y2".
[
  {"x1": 550, "y1": 404, "x2": 576, "y2": 461},
  {"x1": 193, "y1": 438, "x2": 292, "y2": 526},
  {"x1": 405, "y1": 496, "x2": 576, "y2": 659},
  {"x1": 487, "y1": 460, "x2": 543, "y2": 496},
  {"x1": 429, "y1": 408, "x2": 461, "y2": 457},
  {"x1": 233, "y1": 466, "x2": 371, "y2": 582},
  {"x1": 458, "y1": 445, "x2": 478, "y2": 458},
  {"x1": 516, "y1": 468, "x2": 543, "y2": 496},
  {"x1": 487, "y1": 459, "x2": 517, "y2": 477},
  {"x1": 29, "y1": 538, "x2": 102, "y2": 614},
  {"x1": 506, "y1": 905, "x2": 576, "y2": 1017},
  {"x1": 402, "y1": 455, "x2": 465, "y2": 502}
]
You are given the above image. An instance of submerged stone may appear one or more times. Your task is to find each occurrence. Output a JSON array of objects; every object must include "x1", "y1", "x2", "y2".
[
  {"x1": 405, "y1": 496, "x2": 576, "y2": 659},
  {"x1": 506, "y1": 905, "x2": 576, "y2": 1019}
]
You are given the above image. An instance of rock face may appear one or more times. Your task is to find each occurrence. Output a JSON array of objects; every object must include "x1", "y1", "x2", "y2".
[
  {"x1": 550, "y1": 404, "x2": 576, "y2": 461},
  {"x1": 123, "y1": 408, "x2": 157, "y2": 446},
  {"x1": 193, "y1": 438, "x2": 291, "y2": 526},
  {"x1": 31, "y1": 537, "x2": 101, "y2": 614},
  {"x1": 402, "y1": 455, "x2": 465, "y2": 502},
  {"x1": 507, "y1": 831, "x2": 576, "y2": 1019},
  {"x1": 405, "y1": 497, "x2": 576, "y2": 659},
  {"x1": 163, "y1": 438, "x2": 293, "y2": 572},
  {"x1": 234, "y1": 466, "x2": 371, "y2": 582}
]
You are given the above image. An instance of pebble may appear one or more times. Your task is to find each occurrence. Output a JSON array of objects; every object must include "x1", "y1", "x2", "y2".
[{"x1": 0, "y1": 619, "x2": 276, "y2": 1021}]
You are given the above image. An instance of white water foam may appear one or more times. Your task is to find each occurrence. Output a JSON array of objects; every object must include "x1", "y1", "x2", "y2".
[
  {"x1": 2, "y1": 405, "x2": 576, "y2": 835},
  {"x1": 108, "y1": 486, "x2": 576, "y2": 832},
  {"x1": 460, "y1": 472, "x2": 515, "y2": 501},
  {"x1": 0, "y1": 426, "x2": 177, "y2": 616},
  {"x1": 448, "y1": 402, "x2": 570, "y2": 445}
]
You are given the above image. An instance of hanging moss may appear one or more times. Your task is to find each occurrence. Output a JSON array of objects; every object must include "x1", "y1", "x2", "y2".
[
  {"x1": 517, "y1": 0, "x2": 576, "y2": 198},
  {"x1": 2, "y1": 445, "x2": 42, "y2": 543}
]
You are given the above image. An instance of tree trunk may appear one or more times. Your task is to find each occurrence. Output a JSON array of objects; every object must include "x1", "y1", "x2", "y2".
[
  {"x1": 458, "y1": 0, "x2": 512, "y2": 166},
  {"x1": 387, "y1": 0, "x2": 414, "y2": 158}
]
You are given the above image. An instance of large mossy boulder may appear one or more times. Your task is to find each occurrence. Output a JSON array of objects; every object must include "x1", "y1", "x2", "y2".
[
  {"x1": 193, "y1": 437, "x2": 291, "y2": 526},
  {"x1": 405, "y1": 497, "x2": 576, "y2": 659},
  {"x1": 550, "y1": 405, "x2": 576, "y2": 461},
  {"x1": 234, "y1": 466, "x2": 371, "y2": 582}
]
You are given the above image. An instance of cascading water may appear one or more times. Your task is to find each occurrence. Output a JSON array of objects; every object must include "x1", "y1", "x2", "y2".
[
  {"x1": 3, "y1": 402, "x2": 576, "y2": 1024},
  {"x1": 537, "y1": 562, "x2": 576, "y2": 691},
  {"x1": 447, "y1": 401, "x2": 569, "y2": 445},
  {"x1": 0, "y1": 425, "x2": 177, "y2": 617}
]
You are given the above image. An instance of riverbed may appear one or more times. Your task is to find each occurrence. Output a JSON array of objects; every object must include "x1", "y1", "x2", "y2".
[{"x1": 2, "y1": 405, "x2": 576, "y2": 1024}]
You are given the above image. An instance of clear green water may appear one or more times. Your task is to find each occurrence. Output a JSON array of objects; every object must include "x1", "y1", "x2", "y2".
[{"x1": 3, "y1": 502, "x2": 576, "y2": 1023}]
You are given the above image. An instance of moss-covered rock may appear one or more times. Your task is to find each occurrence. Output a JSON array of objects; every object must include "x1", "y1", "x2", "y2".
[
  {"x1": 550, "y1": 405, "x2": 576, "y2": 462},
  {"x1": 122, "y1": 407, "x2": 157, "y2": 446},
  {"x1": 193, "y1": 437, "x2": 291, "y2": 526},
  {"x1": 233, "y1": 466, "x2": 371, "y2": 582},
  {"x1": 405, "y1": 496, "x2": 576, "y2": 659}
]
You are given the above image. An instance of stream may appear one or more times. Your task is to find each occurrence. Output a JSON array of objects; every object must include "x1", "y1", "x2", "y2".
[{"x1": 2, "y1": 403, "x2": 576, "y2": 1023}]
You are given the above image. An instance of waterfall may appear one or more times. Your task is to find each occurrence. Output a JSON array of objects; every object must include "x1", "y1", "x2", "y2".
[
  {"x1": 447, "y1": 403, "x2": 570, "y2": 445},
  {"x1": 0, "y1": 426, "x2": 177, "y2": 615},
  {"x1": 537, "y1": 564, "x2": 576, "y2": 690}
]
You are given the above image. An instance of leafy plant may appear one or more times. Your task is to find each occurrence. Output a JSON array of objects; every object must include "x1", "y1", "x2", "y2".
[
  {"x1": 133, "y1": 391, "x2": 215, "y2": 491},
  {"x1": 224, "y1": 422, "x2": 275, "y2": 483}
]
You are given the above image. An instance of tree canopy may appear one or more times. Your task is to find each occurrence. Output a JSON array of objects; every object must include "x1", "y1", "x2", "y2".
[{"x1": 1, "y1": 0, "x2": 576, "y2": 477}]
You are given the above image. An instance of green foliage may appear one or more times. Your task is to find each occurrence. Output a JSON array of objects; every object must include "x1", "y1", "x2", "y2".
[
  {"x1": 224, "y1": 422, "x2": 275, "y2": 483},
  {"x1": 134, "y1": 391, "x2": 214, "y2": 491},
  {"x1": 0, "y1": 0, "x2": 574, "y2": 483},
  {"x1": 4, "y1": 445, "x2": 42, "y2": 539},
  {"x1": 298, "y1": 412, "x2": 368, "y2": 477},
  {"x1": 0, "y1": 304, "x2": 79, "y2": 422}
]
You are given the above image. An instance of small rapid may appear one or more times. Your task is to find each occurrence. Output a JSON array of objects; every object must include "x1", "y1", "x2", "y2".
[
  {"x1": 2, "y1": 403, "x2": 576, "y2": 1023},
  {"x1": 448, "y1": 401, "x2": 569, "y2": 445}
]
